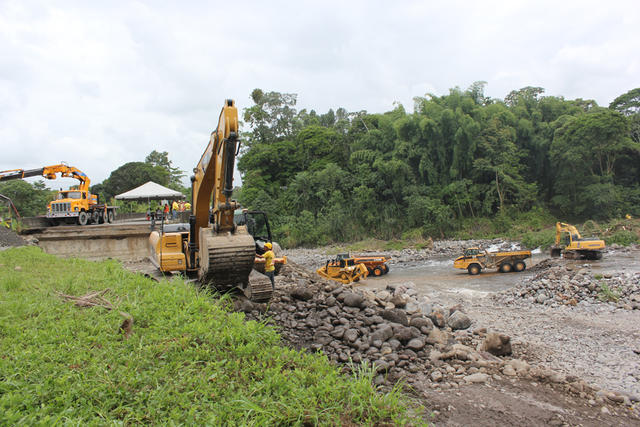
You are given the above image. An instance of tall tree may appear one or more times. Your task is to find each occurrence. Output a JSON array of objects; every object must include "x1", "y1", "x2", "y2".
[
  {"x1": 145, "y1": 150, "x2": 186, "y2": 187},
  {"x1": 550, "y1": 108, "x2": 634, "y2": 218},
  {"x1": 101, "y1": 162, "x2": 169, "y2": 200}
]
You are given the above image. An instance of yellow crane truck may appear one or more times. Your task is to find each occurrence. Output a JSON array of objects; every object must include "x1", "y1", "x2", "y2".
[
  {"x1": 0, "y1": 164, "x2": 116, "y2": 226},
  {"x1": 454, "y1": 247, "x2": 532, "y2": 275},
  {"x1": 550, "y1": 222, "x2": 605, "y2": 260}
]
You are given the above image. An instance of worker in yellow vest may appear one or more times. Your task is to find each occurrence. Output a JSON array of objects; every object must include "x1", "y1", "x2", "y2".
[{"x1": 263, "y1": 242, "x2": 275, "y2": 290}]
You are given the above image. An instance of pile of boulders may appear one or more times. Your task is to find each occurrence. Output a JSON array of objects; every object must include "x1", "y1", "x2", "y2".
[
  {"x1": 239, "y1": 262, "x2": 598, "y2": 394},
  {"x1": 496, "y1": 262, "x2": 640, "y2": 310}
]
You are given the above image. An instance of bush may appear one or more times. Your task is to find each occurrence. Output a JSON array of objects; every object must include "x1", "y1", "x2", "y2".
[{"x1": 606, "y1": 230, "x2": 639, "y2": 246}]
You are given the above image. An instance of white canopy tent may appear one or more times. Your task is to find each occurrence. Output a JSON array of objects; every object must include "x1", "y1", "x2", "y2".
[{"x1": 115, "y1": 181, "x2": 185, "y2": 201}]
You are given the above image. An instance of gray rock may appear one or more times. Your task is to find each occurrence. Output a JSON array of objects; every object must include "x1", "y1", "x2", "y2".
[
  {"x1": 343, "y1": 292, "x2": 365, "y2": 308},
  {"x1": 428, "y1": 309, "x2": 447, "y2": 328},
  {"x1": 290, "y1": 287, "x2": 314, "y2": 301},
  {"x1": 370, "y1": 324, "x2": 393, "y2": 343},
  {"x1": 407, "y1": 338, "x2": 425, "y2": 351},
  {"x1": 390, "y1": 294, "x2": 408, "y2": 308},
  {"x1": 381, "y1": 309, "x2": 409, "y2": 326},
  {"x1": 343, "y1": 328, "x2": 359, "y2": 343},
  {"x1": 373, "y1": 359, "x2": 390, "y2": 373},
  {"x1": 393, "y1": 326, "x2": 416, "y2": 344},
  {"x1": 418, "y1": 302, "x2": 433, "y2": 316},
  {"x1": 426, "y1": 327, "x2": 449, "y2": 345},
  {"x1": 377, "y1": 290, "x2": 391, "y2": 301},
  {"x1": 447, "y1": 311, "x2": 472, "y2": 330},
  {"x1": 410, "y1": 316, "x2": 433, "y2": 330},
  {"x1": 464, "y1": 373, "x2": 489, "y2": 383}
]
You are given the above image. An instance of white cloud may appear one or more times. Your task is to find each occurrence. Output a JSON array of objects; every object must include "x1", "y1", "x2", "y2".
[{"x1": 0, "y1": 0, "x2": 638, "y2": 189}]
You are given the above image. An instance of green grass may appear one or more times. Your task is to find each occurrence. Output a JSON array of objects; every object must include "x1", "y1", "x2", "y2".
[{"x1": 0, "y1": 247, "x2": 420, "y2": 425}]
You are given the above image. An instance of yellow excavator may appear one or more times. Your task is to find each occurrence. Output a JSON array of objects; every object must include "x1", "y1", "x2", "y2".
[
  {"x1": 550, "y1": 222, "x2": 605, "y2": 260},
  {"x1": 149, "y1": 99, "x2": 283, "y2": 302}
]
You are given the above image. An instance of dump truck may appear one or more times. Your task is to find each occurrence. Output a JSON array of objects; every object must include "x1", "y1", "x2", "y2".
[
  {"x1": 453, "y1": 247, "x2": 532, "y2": 275},
  {"x1": 0, "y1": 164, "x2": 116, "y2": 226},
  {"x1": 317, "y1": 253, "x2": 369, "y2": 284},
  {"x1": 550, "y1": 222, "x2": 604, "y2": 260}
]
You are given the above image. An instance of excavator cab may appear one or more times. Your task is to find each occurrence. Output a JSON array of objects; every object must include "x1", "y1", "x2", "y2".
[{"x1": 234, "y1": 209, "x2": 287, "y2": 274}]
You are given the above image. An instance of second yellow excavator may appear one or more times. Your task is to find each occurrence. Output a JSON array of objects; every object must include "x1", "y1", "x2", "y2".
[
  {"x1": 550, "y1": 222, "x2": 605, "y2": 260},
  {"x1": 149, "y1": 99, "x2": 284, "y2": 302}
]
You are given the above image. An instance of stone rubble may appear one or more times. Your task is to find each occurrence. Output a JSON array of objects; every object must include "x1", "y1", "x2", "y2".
[
  {"x1": 237, "y1": 261, "x2": 636, "y2": 410},
  {"x1": 495, "y1": 258, "x2": 640, "y2": 310}
]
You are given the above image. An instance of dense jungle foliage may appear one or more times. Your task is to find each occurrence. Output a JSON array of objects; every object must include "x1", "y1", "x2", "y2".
[{"x1": 236, "y1": 85, "x2": 640, "y2": 247}]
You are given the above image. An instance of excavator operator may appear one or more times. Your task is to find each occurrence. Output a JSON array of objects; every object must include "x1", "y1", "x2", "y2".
[{"x1": 263, "y1": 242, "x2": 276, "y2": 289}]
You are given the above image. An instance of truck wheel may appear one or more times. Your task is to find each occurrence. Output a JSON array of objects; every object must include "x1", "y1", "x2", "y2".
[
  {"x1": 499, "y1": 263, "x2": 513, "y2": 273},
  {"x1": 373, "y1": 266, "x2": 384, "y2": 277},
  {"x1": 107, "y1": 210, "x2": 115, "y2": 223},
  {"x1": 514, "y1": 261, "x2": 526, "y2": 272},
  {"x1": 383, "y1": 264, "x2": 389, "y2": 274},
  {"x1": 78, "y1": 211, "x2": 88, "y2": 226},
  {"x1": 468, "y1": 264, "x2": 481, "y2": 275}
]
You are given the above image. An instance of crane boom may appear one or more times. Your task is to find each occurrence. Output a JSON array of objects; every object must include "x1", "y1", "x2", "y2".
[{"x1": 0, "y1": 164, "x2": 90, "y2": 191}]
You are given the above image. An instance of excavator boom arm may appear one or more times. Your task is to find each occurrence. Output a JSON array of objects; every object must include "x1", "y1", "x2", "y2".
[{"x1": 191, "y1": 99, "x2": 240, "y2": 247}]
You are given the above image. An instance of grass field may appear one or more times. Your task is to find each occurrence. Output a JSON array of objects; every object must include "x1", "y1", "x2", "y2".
[{"x1": 0, "y1": 246, "x2": 420, "y2": 425}]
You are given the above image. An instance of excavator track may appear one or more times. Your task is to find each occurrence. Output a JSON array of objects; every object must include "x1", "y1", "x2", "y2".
[{"x1": 197, "y1": 229, "x2": 273, "y2": 302}]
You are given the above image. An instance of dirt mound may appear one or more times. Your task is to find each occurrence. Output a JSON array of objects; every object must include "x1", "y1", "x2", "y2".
[{"x1": 0, "y1": 227, "x2": 26, "y2": 248}]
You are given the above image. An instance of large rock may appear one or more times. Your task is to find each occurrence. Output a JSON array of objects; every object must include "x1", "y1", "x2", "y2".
[
  {"x1": 290, "y1": 287, "x2": 314, "y2": 301},
  {"x1": 481, "y1": 332, "x2": 512, "y2": 356},
  {"x1": 343, "y1": 292, "x2": 365, "y2": 308},
  {"x1": 410, "y1": 316, "x2": 433, "y2": 330},
  {"x1": 464, "y1": 373, "x2": 489, "y2": 383},
  {"x1": 447, "y1": 311, "x2": 472, "y2": 330},
  {"x1": 390, "y1": 294, "x2": 408, "y2": 308},
  {"x1": 406, "y1": 338, "x2": 425, "y2": 351},
  {"x1": 393, "y1": 326, "x2": 416, "y2": 344},
  {"x1": 428, "y1": 308, "x2": 446, "y2": 328},
  {"x1": 370, "y1": 324, "x2": 393, "y2": 343},
  {"x1": 381, "y1": 309, "x2": 409, "y2": 326},
  {"x1": 426, "y1": 327, "x2": 449, "y2": 345},
  {"x1": 343, "y1": 328, "x2": 359, "y2": 343}
]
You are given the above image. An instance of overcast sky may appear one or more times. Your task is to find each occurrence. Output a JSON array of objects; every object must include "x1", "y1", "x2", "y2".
[{"x1": 1, "y1": 0, "x2": 638, "y2": 190}]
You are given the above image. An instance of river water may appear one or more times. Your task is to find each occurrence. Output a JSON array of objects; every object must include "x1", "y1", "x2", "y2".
[{"x1": 359, "y1": 250, "x2": 640, "y2": 302}]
